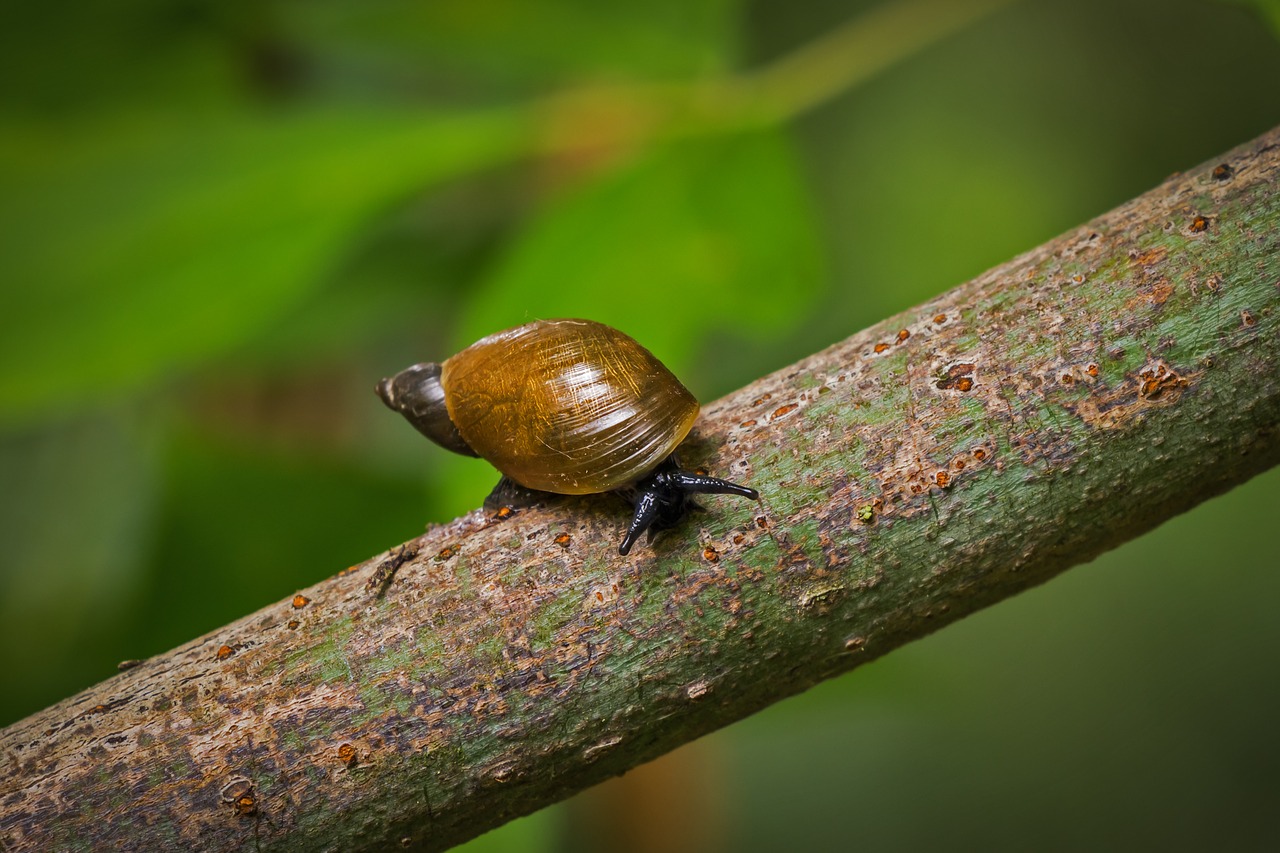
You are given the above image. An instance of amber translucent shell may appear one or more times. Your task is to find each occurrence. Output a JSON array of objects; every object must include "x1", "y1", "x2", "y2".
[{"x1": 441, "y1": 319, "x2": 700, "y2": 495}]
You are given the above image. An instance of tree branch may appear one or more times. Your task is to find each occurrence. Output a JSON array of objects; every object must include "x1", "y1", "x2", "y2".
[{"x1": 4, "y1": 127, "x2": 1279, "y2": 853}]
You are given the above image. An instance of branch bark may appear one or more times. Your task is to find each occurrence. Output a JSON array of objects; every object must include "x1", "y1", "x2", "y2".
[{"x1": 4, "y1": 127, "x2": 1279, "y2": 853}]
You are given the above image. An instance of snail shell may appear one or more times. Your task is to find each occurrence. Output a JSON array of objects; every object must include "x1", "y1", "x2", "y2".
[{"x1": 381, "y1": 319, "x2": 700, "y2": 495}]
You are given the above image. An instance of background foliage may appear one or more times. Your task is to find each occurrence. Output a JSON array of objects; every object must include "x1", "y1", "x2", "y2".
[{"x1": 2, "y1": 1, "x2": 1279, "y2": 849}]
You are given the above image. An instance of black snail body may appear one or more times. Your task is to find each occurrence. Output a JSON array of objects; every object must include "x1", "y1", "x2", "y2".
[{"x1": 377, "y1": 318, "x2": 758, "y2": 555}]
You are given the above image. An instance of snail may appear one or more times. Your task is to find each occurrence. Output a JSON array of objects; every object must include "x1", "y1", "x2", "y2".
[{"x1": 377, "y1": 318, "x2": 758, "y2": 555}]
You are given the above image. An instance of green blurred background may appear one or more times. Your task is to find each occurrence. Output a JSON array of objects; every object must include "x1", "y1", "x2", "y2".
[{"x1": 2, "y1": 0, "x2": 1279, "y2": 849}]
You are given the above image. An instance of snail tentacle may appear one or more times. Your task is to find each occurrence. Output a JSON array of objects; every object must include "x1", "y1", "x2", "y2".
[{"x1": 616, "y1": 457, "x2": 758, "y2": 555}]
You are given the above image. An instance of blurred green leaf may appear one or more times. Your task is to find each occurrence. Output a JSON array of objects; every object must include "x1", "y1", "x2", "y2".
[
  {"x1": 1221, "y1": 0, "x2": 1280, "y2": 38},
  {"x1": 0, "y1": 107, "x2": 529, "y2": 423},
  {"x1": 134, "y1": 424, "x2": 433, "y2": 649},
  {"x1": 453, "y1": 807, "x2": 558, "y2": 853},
  {"x1": 281, "y1": 0, "x2": 741, "y2": 89},
  {"x1": 458, "y1": 128, "x2": 824, "y2": 373},
  {"x1": 0, "y1": 0, "x2": 250, "y2": 114},
  {"x1": 0, "y1": 408, "x2": 159, "y2": 723},
  {"x1": 242, "y1": 174, "x2": 527, "y2": 366}
]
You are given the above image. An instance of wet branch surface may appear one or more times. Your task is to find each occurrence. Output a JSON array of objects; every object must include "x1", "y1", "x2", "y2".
[{"x1": 3, "y1": 127, "x2": 1279, "y2": 852}]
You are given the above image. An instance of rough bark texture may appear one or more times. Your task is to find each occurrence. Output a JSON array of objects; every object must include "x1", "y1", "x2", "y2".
[{"x1": 3, "y1": 127, "x2": 1279, "y2": 853}]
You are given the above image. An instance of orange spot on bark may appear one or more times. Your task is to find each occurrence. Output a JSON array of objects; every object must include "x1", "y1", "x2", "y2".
[
  {"x1": 291, "y1": 595, "x2": 309, "y2": 609},
  {"x1": 234, "y1": 794, "x2": 257, "y2": 817},
  {"x1": 702, "y1": 545, "x2": 720, "y2": 562},
  {"x1": 873, "y1": 342, "x2": 890, "y2": 354},
  {"x1": 771, "y1": 404, "x2": 798, "y2": 420},
  {"x1": 216, "y1": 645, "x2": 234, "y2": 661},
  {"x1": 338, "y1": 743, "x2": 358, "y2": 767},
  {"x1": 1137, "y1": 360, "x2": 1188, "y2": 400},
  {"x1": 554, "y1": 533, "x2": 572, "y2": 549},
  {"x1": 1190, "y1": 215, "x2": 1210, "y2": 233},
  {"x1": 896, "y1": 329, "x2": 910, "y2": 343},
  {"x1": 936, "y1": 363, "x2": 976, "y2": 392},
  {"x1": 739, "y1": 419, "x2": 757, "y2": 428}
]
